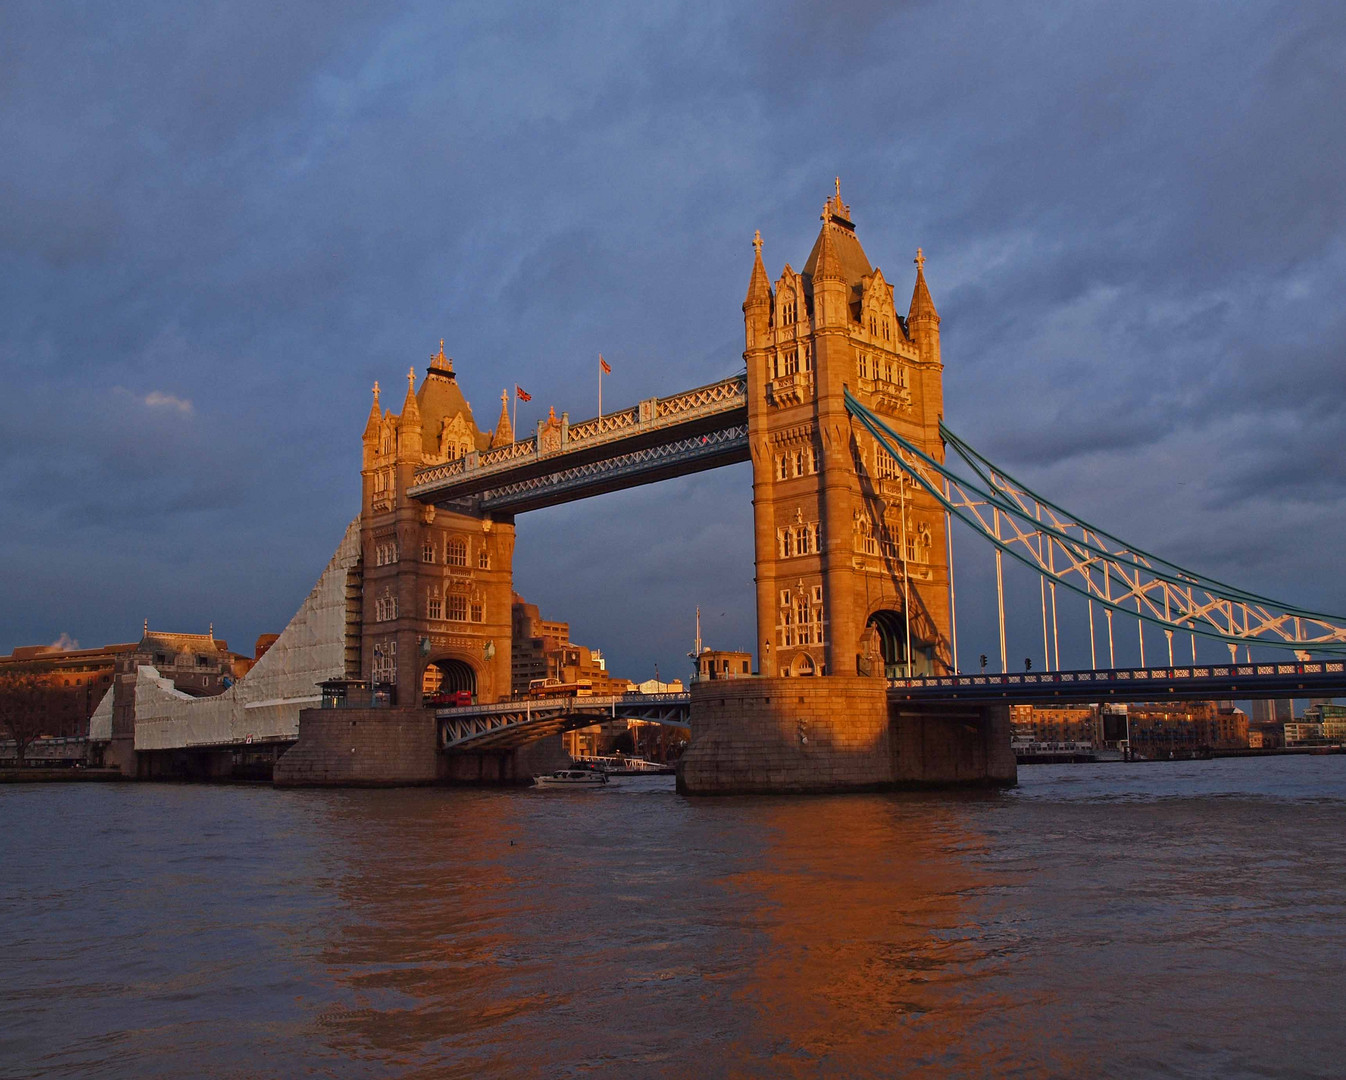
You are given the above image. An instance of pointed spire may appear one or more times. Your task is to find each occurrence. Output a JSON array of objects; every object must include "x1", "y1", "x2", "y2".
[
  {"x1": 744, "y1": 229, "x2": 772, "y2": 307},
  {"x1": 821, "y1": 176, "x2": 852, "y2": 225},
  {"x1": 813, "y1": 215, "x2": 845, "y2": 282},
  {"x1": 398, "y1": 366, "x2": 421, "y2": 430},
  {"x1": 362, "y1": 380, "x2": 382, "y2": 442},
  {"x1": 908, "y1": 247, "x2": 939, "y2": 323},
  {"x1": 490, "y1": 388, "x2": 513, "y2": 448}
]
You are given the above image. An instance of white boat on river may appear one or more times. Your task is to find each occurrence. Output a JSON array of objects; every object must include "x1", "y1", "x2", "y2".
[{"x1": 532, "y1": 769, "x2": 610, "y2": 788}]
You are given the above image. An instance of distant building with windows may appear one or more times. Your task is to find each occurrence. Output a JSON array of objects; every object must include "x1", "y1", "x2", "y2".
[
  {"x1": 695, "y1": 649, "x2": 753, "y2": 681},
  {"x1": 1009, "y1": 704, "x2": 1098, "y2": 745},
  {"x1": 0, "y1": 639, "x2": 136, "y2": 740}
]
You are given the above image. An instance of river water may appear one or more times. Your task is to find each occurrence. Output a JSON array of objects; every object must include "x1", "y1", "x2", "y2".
[{"x1": 2, "y1": 756, "x2": 1344, "y2": 1079}]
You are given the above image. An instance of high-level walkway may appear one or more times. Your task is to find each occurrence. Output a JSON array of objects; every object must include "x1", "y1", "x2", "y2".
[{"x1": 408, "y1": 376, "x2": 748, "y2": 512}]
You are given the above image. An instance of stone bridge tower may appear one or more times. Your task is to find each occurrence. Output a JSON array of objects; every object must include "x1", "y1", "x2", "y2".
[
  {"x1": 358, "y1": 344, "x2": 516, "y2": 705},
  {"x1": 744, "y1": 182, "x2": 952, "y2": 679}
]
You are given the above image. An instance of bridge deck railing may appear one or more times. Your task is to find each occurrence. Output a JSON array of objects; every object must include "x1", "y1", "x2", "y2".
[{"x1": 888, "y1": 659, "x2": 1340, "y2": 694}]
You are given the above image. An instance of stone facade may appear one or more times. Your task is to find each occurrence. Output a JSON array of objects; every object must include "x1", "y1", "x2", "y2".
[
  {"x1": 273, "y1": 706, "x2": 568, "y2": 787},
  {"x1": 274, "y1": 707, "x2": 439, "y2": 786},
  {"x1": 359, "y1": 346, "x2": 515, "y2": 707},
  {"x1": 677, "y1": 676, "x2": 1014, "y2": 794},
  {"x1": 744, "y1": 181, "x2": 951, "y2": 680}
]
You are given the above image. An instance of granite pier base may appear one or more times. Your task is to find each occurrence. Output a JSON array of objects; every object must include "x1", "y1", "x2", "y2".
[
  {"x1": 273, "y1": 707, "x2": 568, "y2": 787},
  {"x1": 676, "y1": 676, "x2": 1016, "y2": 795}
]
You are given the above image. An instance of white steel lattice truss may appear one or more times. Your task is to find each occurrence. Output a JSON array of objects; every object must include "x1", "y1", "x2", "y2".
[{"x1": 845, "y1": 390, "x2": 1346, "y2": 655}]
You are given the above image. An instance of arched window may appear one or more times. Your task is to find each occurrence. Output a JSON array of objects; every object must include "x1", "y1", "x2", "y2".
[
  {"x1": 794, "y1": 449, "x2": 805, "y2": 477},
  {"x1": 445, "y1": 537, "x2": 468, "y2": 567},
  {"x1": 778, "y1": 455, "x2": 789, "y2": 481}
]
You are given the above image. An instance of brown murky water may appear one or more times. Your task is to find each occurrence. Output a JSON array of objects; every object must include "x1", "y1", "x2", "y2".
[{"x1": 3, "y1": 757, "x2": 1344, "y2": 1078}]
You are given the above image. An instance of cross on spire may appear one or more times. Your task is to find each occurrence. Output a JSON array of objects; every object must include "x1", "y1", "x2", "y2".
[
  {"x1": 372, "y1": 380, "x2": 380, "y2": 403},
  {"x1": 914, "y1": 247, "x2": 925, "y2": 271},
  {"x1": 407, "y1": 366, "x2": 416, "y2": 390},
  {"x1": 753, "y1": 229, "x2": 762, "y2": 255}
]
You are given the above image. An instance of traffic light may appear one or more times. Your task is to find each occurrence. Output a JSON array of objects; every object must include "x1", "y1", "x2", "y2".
[
  {"x1": 1025, "y1": 657, "x2": 1032, "y2": 671},
  {"x1": 979, "y1": 654, "x2": 987, "y2": 672}
]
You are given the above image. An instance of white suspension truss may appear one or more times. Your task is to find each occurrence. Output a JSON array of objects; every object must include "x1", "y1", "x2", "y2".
[{"x1": 844, "y1": 390, "x2": 1346, "y2": 656}]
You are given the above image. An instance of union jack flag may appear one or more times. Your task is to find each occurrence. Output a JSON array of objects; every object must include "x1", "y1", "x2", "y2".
[
  {"x1": 515, "y1": 385, "x2": 532, "y2": 402},
  {"x1": 599, "y1": 355, "x2": 611, "y2": 375}
]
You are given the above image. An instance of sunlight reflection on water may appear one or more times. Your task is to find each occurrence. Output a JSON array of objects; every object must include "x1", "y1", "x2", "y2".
[{"x1": 2, "y1": 757, "x2": 1344, "y2": 1078}]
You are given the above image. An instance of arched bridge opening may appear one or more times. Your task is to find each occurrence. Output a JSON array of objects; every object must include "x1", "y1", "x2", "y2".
[{"x1": 423, "y1": 658, "x2": 478, "y2": 703}]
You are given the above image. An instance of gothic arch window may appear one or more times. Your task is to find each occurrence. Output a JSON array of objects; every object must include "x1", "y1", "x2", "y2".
[{"x1": 445, "y1": 537, "x2": 468, "y2": 567}]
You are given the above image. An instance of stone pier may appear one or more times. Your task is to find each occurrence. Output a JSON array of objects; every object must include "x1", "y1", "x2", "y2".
[
  {"x1": 676, "y1": 675, "x2": 1015, "y2": 795},
  {"x1": 273, "y1": 706, "x2": 568, "y2": 787}
]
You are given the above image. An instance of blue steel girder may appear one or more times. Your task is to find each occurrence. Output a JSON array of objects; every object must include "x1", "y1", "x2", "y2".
[
  {"x1": 844, "y1": 390, "x2": 1346, "y2": 655},
  {"x1": 475, "y1": 424, "x2": 748, "y2": 513},
  {"x1": 408, "y1": 375, "x2": 748, "y2": 513},
  {"x1": 888, "y1": 659, "x2": 1346, "y2": 705},
  {"x1": 437, "y1": 693, "x2": 691, "y2": 752}
]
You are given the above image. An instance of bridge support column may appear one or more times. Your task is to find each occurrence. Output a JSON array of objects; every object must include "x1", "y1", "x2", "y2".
[
  {"x1": 677, "y1": 676, "x2": 1015, "y2": 795},
  {"x1": 275, "y1": 707, "x2": 439, "y2": 786}
]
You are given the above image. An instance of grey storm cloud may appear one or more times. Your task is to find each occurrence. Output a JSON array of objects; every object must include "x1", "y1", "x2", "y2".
[{"x1": 2, "y1": 1, "x2": 1345, "y2": 676}]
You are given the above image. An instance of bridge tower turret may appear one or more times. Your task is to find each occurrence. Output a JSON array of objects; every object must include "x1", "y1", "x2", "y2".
[
  {"x1": 744, "y1": 181, "x2": 952, "y2": 679},
  {"x1": 358, "y1": 346, "x2": 516, "y2": 708}
]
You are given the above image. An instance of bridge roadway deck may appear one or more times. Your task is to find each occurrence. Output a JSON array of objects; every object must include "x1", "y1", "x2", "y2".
[
  {"x1": 887, "y1": 660, "x2": 1346, "y2": 705},
  {"x1": 437, "y1": 692, "x2": 691, "y2": 752},
  {"x1": 407, "y1": 375, "x2": 748, "y2": 513},
  {"x1": 436, "y1": 662, "x2": 1346, "y2": 752}
]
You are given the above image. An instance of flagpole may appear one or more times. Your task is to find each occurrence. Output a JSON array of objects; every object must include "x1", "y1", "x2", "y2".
[
  {"x1": 598, "y1": 356, "x2": 603, "y2": 419},
  {"x1": 512, "y1": 387, "x2": 517, "y2": 443}
]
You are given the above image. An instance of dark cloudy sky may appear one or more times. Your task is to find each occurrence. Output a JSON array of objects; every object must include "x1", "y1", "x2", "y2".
[{"x1": 3, "y1": 2, "x2": 1345, "y2": 679}]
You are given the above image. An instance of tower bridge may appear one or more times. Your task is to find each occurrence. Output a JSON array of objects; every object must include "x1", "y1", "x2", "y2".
[{"x1": 109, "y1": 180, "x2": 1346, "y2": 791}]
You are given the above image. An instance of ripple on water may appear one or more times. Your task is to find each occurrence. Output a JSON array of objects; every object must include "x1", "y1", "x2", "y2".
[{"x1": 1, "y1": 758, "x2": 1344, "y2": 1078}]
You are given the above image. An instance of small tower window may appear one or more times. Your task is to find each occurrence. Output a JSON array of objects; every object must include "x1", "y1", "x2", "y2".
[
  {"x1": 777, "y1": 455, "x2": 790, "y2": 481},
  {"x1": 422, "y1": 541, "x2": 435, "y2": 563},
  {"x1": 478, "y1": 545, "x2": 490, "y2": 570},
  {"x1": 446, "y1": 537, "x2": 468, "y2": 567}
]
